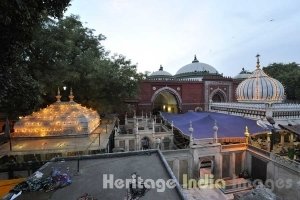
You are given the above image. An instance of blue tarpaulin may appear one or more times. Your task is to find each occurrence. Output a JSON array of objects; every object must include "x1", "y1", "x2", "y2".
[{"x1": 161, "y1": 112, "x2": 265, "y2": 139}]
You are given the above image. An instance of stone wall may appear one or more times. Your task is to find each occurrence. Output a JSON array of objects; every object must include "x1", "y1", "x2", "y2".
[
  {"x1": 162, "y1": 149, "x2": 193, "y2": 184},
  {"x1": 246, "y1": 148, "x2": 300, "y2": 200}
]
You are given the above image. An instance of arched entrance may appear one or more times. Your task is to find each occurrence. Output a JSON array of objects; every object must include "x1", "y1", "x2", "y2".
[
  {"x1": 151, "y1": 87, "x2": 182, "y2": 113},
  {"x1": 210, "y1": 89, "x2": 226, "y2": 102},
  {"x1": 199, "y1": 157, "x2": 214, "y2": 180}
]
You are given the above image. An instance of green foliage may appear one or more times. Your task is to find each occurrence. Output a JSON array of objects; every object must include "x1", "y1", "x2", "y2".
[
  {"x1": 1, "y1": 1, "x2": 142, "y2": 116},
  {"x1": 263, "y1": 63, "x2": 300, "y2": 101},
  {"x1": 287, "y1": 148, "x2": 295, "y2": 160},
  {"x1": 28, "y1": 15, "x2": 143, "y2": 113},
  {"x1": 0, "y1": 0, "x2": 71, "y2": 118}
]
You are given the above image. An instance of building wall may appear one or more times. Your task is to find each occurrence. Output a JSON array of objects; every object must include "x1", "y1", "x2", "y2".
[
  {"x1": 267, "y1": 162, "x2": 300, "y2": 200},
  {"x1": 246, "y1": 150, "x2": 300, "y2": 200},
  {"x1": 137, "y1": 78, "x2": 237, "y2": 113},
  {"x1": 138, "y1": 80, "x2": 204, "y2": 113},
  {"x1": 162, "y1": 149, "x2": 193, "y2": 185}
]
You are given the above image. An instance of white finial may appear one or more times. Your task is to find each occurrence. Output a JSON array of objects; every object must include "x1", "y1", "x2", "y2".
[
  {"x1": 69, "y1": 87, "x2": 74, "y2": 102},
  {"x1": 56, "y1": 87, "x2": 62, "y2": 102},
  {"x1": 188, "y1": 121, "x2": 194, "y2": 146},
  {"x1": 152, "y1": 119, "x2": 155, "y2": 134},
  {"x1": 213, "y1": 120, "x2": 218, "y2": 143},
  {"x1": 188, "y1": 121, "x2": 194, "y2": 133}
]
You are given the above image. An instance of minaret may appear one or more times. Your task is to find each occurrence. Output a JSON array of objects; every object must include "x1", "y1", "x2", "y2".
[
  {"x1": 56, "y1": 87, "x2": 62, "y2": 102},
  {"x1": 69, "y1": 87, "x2": 74, "y2": 102}
]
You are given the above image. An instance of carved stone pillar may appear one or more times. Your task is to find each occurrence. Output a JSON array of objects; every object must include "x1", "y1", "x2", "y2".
[
  {"x1": 290, "y1": 133, "x2": 294, "y2": 143},
  {"x1": 280, "y1": 132, "x2": 286, "y2": 146},
  {"x1": 267, "y1": 132, "x2": 272, "y2": 151}
]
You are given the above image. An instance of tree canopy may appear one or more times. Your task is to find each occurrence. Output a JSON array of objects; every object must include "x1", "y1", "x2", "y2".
[
  {"x1": 27, "y1": 15, "x2": 143, "y2": 114},
  {"x1": 263, "y1": 62, "x2": 300, "y2": 102},
  {"x1": 0, "y1": 0, "x2": 71, "y2": 118},
  {"x1": 1, "y1": 1, "x2": 143, "y2": 118}
]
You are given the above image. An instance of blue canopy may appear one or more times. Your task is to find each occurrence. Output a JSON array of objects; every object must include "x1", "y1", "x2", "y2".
[{"x1": 161, "y1": 112, "x2": 265, "y2": 139}]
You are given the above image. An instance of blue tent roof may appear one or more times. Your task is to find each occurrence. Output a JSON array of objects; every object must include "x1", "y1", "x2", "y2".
[{"x1": 161, "y1": 112, "x2": 265, "y2": 139}]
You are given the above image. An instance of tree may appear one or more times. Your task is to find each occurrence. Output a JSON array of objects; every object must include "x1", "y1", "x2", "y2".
[
  {"x1": 263, "y1": 63, "x2": 300, "y2": 102},
  {"x1": 0, "y1": 0, "x2": 71, "y2": 117},
  {"x1": 27, "y1": 15, "x2": 143, "y2": 113}
]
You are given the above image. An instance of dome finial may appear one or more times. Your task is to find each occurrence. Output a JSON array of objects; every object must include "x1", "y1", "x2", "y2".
[
  {"x1": 159, "y1": 65, "x2": 163, "y2": 71},
  {"x1": 69, "y1": 87, "x2": 74, "y2": 102},
  {"x1": 56, "y1": 87, "x2": 62, "y2": 102},
  {"x1": 256, "y1": 54, "x2": 260, "y2": 69},
  {"x1": 192, "y1": 55, "x2": 199, "y2": 63}
]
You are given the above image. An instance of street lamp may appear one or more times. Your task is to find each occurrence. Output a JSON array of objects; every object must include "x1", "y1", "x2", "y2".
[{"x1": 63, "y1": 86, "x2": 67, "y2": 91}]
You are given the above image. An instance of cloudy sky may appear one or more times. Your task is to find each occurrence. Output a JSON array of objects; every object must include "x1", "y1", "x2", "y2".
[{"x1": 66, "y1": 0, "x2": 300, "y2": 76}]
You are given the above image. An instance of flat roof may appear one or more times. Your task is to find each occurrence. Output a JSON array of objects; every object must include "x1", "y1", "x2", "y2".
[{"x1": 12, "y1": 150, "x2": 185, "y2": 200}]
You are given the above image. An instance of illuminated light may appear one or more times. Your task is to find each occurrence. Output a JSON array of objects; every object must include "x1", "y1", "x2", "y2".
[
  {"x1": 168, "y1": 106, "x2": 171, "y2": 112},
  {"x1": 13, "y1": 97, "x2": 100, "y2": 137}
]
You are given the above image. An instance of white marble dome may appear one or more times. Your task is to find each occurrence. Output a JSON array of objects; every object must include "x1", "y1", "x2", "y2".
[
  {"x1": 175, "y1": 56, "x2": 218, "y2": 76},
  {"x1": 149, "y1": 65, "x2": 172, "y2": 77},
  {"x1": 234, "y1": 68, "x2": 252, "y2": 80},
  {"x1": 236, "y1": 56, "x2": 285, "y2": 103}
]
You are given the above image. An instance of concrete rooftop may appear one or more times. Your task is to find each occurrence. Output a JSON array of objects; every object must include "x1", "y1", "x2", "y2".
[{"x1": 11, "y1": 150, "x2": 185, "y2": 200}]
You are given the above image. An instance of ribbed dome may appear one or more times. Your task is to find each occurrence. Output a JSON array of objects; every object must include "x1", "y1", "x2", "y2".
[
  {"x1": 149, "y1": 65, "x2": 172, "y2": 77},
  {"x1": 234, "y1": 68, "x2": 252, "y2": 80},
  {"x1": 175, "y1": 55, "x2": 218, "y2": 76},
  {"x1": 236, "y1": 55, "x2": 285, "y2": 103}
]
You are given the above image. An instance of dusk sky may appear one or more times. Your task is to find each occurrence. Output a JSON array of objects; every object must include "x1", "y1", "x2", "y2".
[{"x1": 66, "y1": 0, "x2": 300, "y2": 77}]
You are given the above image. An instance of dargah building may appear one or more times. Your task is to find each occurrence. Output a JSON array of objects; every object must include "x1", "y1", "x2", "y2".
[{"x1": 137, "y1": 55, "x2": 250, "y2": 113}]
